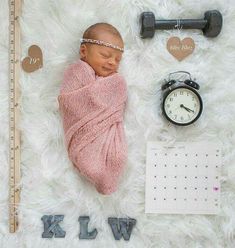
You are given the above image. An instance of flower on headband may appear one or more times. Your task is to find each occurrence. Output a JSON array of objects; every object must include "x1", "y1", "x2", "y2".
[{"x1": 80, "y1": 38, "x2": 124, "y2": 52}]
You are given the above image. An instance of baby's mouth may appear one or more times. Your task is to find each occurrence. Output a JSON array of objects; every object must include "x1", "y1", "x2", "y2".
[{"x1": 102, "y1": 67, "x2": 113, "y2": 72}]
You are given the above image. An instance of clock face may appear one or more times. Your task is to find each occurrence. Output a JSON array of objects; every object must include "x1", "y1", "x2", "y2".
[{"x1": 163, "y1": 86, "x2": 203, "y2": 126}]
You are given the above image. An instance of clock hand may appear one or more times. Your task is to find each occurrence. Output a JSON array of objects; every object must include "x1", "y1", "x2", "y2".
[
  {"x1": 184, "y1": 106, "x2": 195, "y2": 113},
  {"x1": 180, "y1": 104, "x2": 195, "y2": 113},
  {"x1": 184, "y1": 106, "x2": 194, "y2": 113},
  {"x1": 180, "y1": 104, "x2": 190, "y2": 112}
]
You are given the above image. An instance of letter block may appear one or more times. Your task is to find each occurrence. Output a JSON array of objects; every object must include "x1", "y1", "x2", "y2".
[
  {"x1": 41, "y1": 215, "x2": 66, "y2": 238},
  {"x1": 108, "y1": 217, "x2": 137, "y2": 241}
]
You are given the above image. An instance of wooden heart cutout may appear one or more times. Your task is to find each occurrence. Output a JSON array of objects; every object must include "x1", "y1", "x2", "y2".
[
  {"x1": 22, "y1": 45, "x2": 43, "y2": 72},
  {"x1": 167, "y1": 37, "x2": 195, "y2": 61}
]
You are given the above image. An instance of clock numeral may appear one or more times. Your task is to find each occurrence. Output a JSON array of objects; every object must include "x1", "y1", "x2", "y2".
[
  {"x1": 174, "y1": 115, "x2": 177, "y2": 119},
  {"x1": 170, "y1": 98, "x2": 173, "y2": 101},
  {"x1": 180, "y1": 91, "x2": 183, "y2": 95},
  {"x1": 180, "y1": 116, "x2": 184, "y2": 121},
  {"x1": 174, "y1": 93, "x2": 177, "y2": 97}
]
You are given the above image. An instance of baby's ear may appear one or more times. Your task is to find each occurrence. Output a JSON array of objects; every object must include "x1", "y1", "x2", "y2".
[{"x1": 79, "y1": 44, "x2": 87, "y2": 59}]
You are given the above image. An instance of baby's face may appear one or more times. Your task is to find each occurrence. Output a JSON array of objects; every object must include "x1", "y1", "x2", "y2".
[{"x1": 80, "y1": 33, "x2": 124, "y2": 77}]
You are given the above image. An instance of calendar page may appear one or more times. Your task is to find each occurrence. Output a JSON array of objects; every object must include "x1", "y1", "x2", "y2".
[{"x1": 145, "y1": 141, "x2": 222, "y2": 215}]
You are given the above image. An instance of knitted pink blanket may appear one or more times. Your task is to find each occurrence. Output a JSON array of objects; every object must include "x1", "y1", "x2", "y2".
[{"x1": 57, "y1": 59, "x2": 128, "y2": 195}]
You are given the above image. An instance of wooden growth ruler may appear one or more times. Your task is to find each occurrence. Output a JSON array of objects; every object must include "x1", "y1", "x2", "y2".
[{"x1": 9, "y1": 0, "x2": 22, "y2": 233}]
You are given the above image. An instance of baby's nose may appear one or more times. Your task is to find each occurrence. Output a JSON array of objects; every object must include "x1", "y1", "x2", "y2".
[{"x1": 108, "y1": 57, "x2": 117, "y2": 66}]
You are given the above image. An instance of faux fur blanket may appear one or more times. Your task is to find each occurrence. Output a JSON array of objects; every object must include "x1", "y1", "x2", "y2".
[{"x1": 57, "y1": 59, "x2": 128, "y2": 194}]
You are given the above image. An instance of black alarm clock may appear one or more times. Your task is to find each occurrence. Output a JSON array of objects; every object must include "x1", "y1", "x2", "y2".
[{"x1": 161, "y1": 71, "x2": 203, "y2": 126}]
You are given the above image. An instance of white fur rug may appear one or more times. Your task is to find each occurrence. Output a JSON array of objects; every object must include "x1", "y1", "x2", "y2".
[{"x1": 1, "y1": 0, "x2": 235, "y2": 247}]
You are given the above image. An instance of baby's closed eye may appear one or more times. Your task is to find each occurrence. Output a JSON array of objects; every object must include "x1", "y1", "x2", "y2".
[
  {"x1": 99, "y1": 52, "x2": 122, "y2": 64},
  {"x1": 100, "y1": 52, "x2": 110, "y2": 58}
]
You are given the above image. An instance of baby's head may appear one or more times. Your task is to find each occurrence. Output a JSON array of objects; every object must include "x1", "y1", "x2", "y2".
[{"x1": 79, "y1": 23, "x2": 124, "y2": 77}]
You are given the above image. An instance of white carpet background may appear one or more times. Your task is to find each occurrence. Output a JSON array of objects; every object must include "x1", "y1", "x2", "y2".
[{"x1": 1, "y1": 0, "x2": 235, "y2": 247}]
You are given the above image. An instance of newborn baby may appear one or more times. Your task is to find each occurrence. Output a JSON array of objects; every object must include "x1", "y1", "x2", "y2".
[
  {"x1": 58, "y1": 23, "x2": 128, "y2": 195},
  {"x1": 79, "y1": 23, "x2": 124, "y2": 77}
]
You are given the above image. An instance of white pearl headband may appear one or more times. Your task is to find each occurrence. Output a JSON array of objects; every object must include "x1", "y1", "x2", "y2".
[{"x1": 80, "y1": 38, "x2": 124, "y2": 52}]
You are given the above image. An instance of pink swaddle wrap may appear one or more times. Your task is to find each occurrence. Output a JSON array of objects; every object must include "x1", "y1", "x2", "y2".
[{"x1": 57, "y1": 59, "x2": 128, "y2": 194}]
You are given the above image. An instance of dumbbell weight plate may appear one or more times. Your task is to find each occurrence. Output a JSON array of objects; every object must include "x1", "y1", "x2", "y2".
[
  {"x1": 203, "y1": 10, "x2": 223, "y2": 37},
  {"x1": 140, "y1": 12, "x2": 155, "y2": 38}
]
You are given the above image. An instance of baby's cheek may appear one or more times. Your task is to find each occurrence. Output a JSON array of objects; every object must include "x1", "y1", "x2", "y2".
[{"x1": 115, "y1": 65, "x2": 120, "y2": 71}]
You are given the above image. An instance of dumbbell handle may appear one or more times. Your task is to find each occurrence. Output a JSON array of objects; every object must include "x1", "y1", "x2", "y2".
[{"x1": 155, "y1": 19, "x2": 207, "y2": 30}]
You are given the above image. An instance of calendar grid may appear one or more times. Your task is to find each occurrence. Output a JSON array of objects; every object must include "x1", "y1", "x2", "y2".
[{"x1": 145, "y1": 142, "x2": 222, "y2": 215}]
